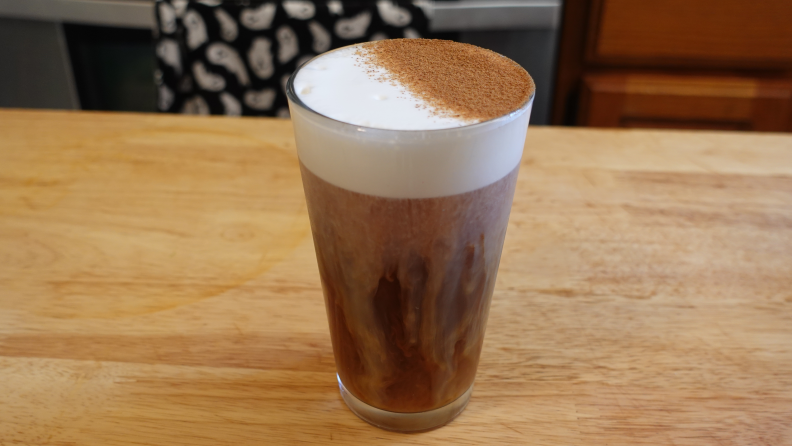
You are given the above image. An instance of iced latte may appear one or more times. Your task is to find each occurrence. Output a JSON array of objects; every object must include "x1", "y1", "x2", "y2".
[{"x1": 287, "y1": 39, "x2": 535, "y2": 432}]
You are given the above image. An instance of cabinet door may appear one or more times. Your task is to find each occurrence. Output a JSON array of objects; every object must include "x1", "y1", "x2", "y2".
[
  {"x1": 579, "y1": 74, "x2": 792, "y2": 131},
  {"x1": 588, "y1": 0, "x2": 792, "y2": 69}
]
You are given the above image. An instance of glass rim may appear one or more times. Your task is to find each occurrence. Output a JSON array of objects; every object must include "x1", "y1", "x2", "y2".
[{"x1": 285, "y1": 42, "x2": 536, "y2": 134}]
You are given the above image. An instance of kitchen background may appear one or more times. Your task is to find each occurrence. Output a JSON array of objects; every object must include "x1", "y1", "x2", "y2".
[{"x1": 1, "y1": 0, "x2": 790, "y2": 130}]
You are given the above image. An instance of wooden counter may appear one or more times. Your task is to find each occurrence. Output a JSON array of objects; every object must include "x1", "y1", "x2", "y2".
[{"x1": 1, "y1": 109, "x2": 791, "y2": 444}]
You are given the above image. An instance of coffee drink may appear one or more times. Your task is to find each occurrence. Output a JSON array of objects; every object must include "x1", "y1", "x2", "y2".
[
  {"x1": 302, "y1": 163, "x2": 519, "y2": 413},
  {"x1": 287, "y1": 39, "x2": 534, "y2": 431}
]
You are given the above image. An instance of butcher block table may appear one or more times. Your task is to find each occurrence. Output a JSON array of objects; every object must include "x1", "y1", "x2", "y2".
[{"x1": 1, "y1": 109, "x2": 791, "y2": 445}]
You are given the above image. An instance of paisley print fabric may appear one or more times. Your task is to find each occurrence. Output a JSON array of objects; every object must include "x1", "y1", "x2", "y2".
[{"x1": 155, "y1": 0, "x2": 429, "y2": 117}]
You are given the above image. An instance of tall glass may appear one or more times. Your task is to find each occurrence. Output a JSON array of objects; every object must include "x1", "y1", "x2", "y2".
[{"x1": 286, "y1": 54, "x2": 533, "y2": 432}]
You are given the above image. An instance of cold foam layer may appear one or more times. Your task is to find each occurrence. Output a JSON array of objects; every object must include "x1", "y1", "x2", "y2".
[
  {"x1": 288, "y1": 41, "x2": 534, "y2": 199},
  {"x1": 294, "y1": 46, "x2": 471, "y2": 131},
  {"x1": 290, "y1": 98, "x2": 532, "y2": 199}
]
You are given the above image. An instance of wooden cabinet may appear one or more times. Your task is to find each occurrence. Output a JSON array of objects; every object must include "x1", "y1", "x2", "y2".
[
  {"x1": 553, "y1": 0, "x2": 792, "y2": 131},
  {"x1": 580, "y1": 74, "x2": 792, "y2": 131}
]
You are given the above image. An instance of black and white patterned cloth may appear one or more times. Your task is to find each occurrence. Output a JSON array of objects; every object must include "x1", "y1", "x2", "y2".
[{"x1": 154, "y1": 0, "x2": 429, "y2": 117}]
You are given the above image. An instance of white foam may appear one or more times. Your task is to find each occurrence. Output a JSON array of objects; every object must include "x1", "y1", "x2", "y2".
[
  {"x1": 293, "y1": 46, "x2": 470, "y2": 131},
  {"x1": 288, "y1": 43, "x2": 533, "y2": 199}
]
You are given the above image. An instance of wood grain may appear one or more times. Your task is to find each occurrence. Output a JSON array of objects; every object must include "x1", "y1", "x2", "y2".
[{"x1": 1, "y1": 109, "x2": 792, "y2": 445}]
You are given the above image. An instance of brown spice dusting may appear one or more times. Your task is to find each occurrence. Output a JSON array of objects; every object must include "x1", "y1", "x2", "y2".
[{"x1": 356, "y1": 39, "x2": 535, "y2": 123}]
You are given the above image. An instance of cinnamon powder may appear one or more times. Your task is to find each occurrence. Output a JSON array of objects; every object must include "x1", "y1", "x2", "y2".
[{"x1": 357, "y1": 39, "x2": 535, "y2": 123}]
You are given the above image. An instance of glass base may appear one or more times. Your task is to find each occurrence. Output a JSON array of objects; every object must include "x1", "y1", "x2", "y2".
[{"x1": 338, "y1": 375, "x2": 473, "y2": 432}]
